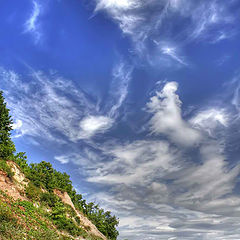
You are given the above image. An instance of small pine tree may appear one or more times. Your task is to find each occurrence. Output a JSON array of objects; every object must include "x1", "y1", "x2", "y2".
[{"x1": 0, "y1": 91, "x2": 16, "y2": 159}]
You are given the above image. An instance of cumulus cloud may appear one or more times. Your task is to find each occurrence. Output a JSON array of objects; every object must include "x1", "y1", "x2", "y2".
[
  {"x1": 146, "y1": 82, "x2": 201, "y2": 146},
  {"x1": 24, "y1": 1, "x2": 41, "y2": 43},
  {"x1": 78, "y1": 115, "x2": 113, "y2": 139}
]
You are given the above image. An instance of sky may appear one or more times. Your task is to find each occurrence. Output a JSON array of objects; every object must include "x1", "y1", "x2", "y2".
[{"x1": 1, "y1": 0, "x2": 240, "y2": 239}]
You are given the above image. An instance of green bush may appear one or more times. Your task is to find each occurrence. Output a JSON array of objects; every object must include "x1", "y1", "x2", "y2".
[
  {"x1": 0, "y1": 159, "x2": 14, "y2": 178},
  {"x1": 40, "y1": 192, "x2": 59, "y2": 207},
  {"x1": 25, "y1": 182, "x2": 41, "y2": 201}
]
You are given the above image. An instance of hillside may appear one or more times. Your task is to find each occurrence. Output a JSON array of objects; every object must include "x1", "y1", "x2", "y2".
[
  {"x1": 0, "y1": 91, "x2": 119, "y2": 240},
  {"x1": 0, "y1": 160, "x2": 107, "y2": 240}
]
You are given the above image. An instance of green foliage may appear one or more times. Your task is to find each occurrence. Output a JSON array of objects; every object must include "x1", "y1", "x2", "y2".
[
  {"x1": 0, "y1": 91, "x2": 16, "y2": 160},
  {"x1": 40, "y1": 192, "x2": 59, "y2": 207},
  {"x1": 88, "y1": 209, "x2": 119, "y2": 240},
  {"x1": 0, "y1": 159, "x2": 14, "y2": 177},
  {"x1": 0, "y1": 202, "x2": 16, "y2": 223},
  {"x1": 18, "y1": 200, "x2": 36, "y2": 216},
  {"x1": 14, "y1": 152, "x2": 29, "y2": 172},
  {"x1": 25, "y1": 182, "x2": 41, "y2": 201},
  {"x1": 50, "y1": 201, "x2": 88, "y2": 237}
]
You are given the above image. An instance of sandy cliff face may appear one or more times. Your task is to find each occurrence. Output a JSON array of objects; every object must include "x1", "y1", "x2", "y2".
[
  {"x1": 54, "y1": 189, "x2": 107, "y2": 240},
  {"x1": 0, "y1": 169, "x2": 26, "y2": 201},
  {"x1": 7, "y1": 161, "x2": 29, "y2": 189}
]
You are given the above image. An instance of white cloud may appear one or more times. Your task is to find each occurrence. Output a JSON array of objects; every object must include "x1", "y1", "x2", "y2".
[
  {"x1": 24, "y1": 1, "x2": 41, "y2": 43},
  {"x1": 12, "y1": 119, "x2": 23, "y2": 130},
  {"x1": 95, "y1": 0, "x2": 139, "y2": 11},
  {"x1": 95, "y1": 0, "x2": 142, "y2": 36},
  {"x1": 190, "y1": 108, "x2": 228, "y2": 136},
  {"x1": 147, "y1": 82, "x2": 201, "y2": 146},
  {"x1": 87, "y1": 140, "x2": 180, "y2": 185},
  {"x1": 78, "y1": 115, "x2": 113, "y2": 139},
  {"x1": 55, "y1": 155, "x2": 70, "y2": 164},
  {"x1": 11, "y1": 119, "x2": 24, "y2": 138}
]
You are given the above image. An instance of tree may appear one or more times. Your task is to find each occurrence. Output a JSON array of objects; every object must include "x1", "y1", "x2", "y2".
[{"x1": 0, "y1": 91, "x2": 15, "y2": 159}]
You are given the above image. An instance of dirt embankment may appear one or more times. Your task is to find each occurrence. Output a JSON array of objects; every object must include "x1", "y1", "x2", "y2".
[{"x1": 0, "y1": 161, "x2": 29, "y2": 201}]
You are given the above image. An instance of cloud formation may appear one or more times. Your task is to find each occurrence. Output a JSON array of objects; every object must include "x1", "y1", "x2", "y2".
[
  {"x1": 95, "y1": 0, "x2": 237, "y2": 68},
  {"x1": 0, "y1": 67, "x2": 114, "y2": 143},
  {"x1": 54, "y1": 80, "x2": 240, "y2": 239},
  {"x1": 190, "y1": 108, "x2": 228, "y2": 136},
  {"x1": 147, "y1": 82, "x2": 201, "y2": 146},
  {"x1": 78, "y1": 115, "x2": 113, "y2": 139},
  {"x1": 108, "y1": 61, "x2": 133, "y2": 118}
]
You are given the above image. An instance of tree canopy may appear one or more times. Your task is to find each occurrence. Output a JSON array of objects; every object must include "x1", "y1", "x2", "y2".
[{"x1": 0, "y1": 91, "x2": 15, "y2": 159}]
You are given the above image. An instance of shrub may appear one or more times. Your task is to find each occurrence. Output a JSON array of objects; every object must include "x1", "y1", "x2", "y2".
[
  {"x1": 25, "y1": 182, "x2": 41, "y2": 201},
  {"x1": 0, "y1": 159, "x2": 14, "y2": 178},
  {"x1": 40, "y1": 192, "x2": 59, "y2": 207}
]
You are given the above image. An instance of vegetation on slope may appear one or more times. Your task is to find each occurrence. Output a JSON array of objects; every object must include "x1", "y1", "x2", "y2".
[{"x1": 0, "y1": 90, "x2": 119, "y2": 239}]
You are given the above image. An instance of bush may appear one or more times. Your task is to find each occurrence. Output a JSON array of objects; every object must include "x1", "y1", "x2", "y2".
[
  {"x1": 25, "y1": 182, "x2": 41, "y2": 201},
  {"x1": 40, "y1": 192, "x2": 59, "y2": 207},
  {"x1": 0, "y1": 159, "x2": 14, "y2": 178}
]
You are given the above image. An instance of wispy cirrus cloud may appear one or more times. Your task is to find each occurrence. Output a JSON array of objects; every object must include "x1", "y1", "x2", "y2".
[
  {"x1": 24, "y1": 1, "x2": 41, "y2": 43},
  {"x1": 95, "y1": 0, "x2": 238, "y2": 68},
  {"x1": 0, "y1": 67, "x2": 114, "y2": 143},
  {"x1": 0, "y1": 60, "x2": 133, "y2": 143},
  {"x1": 107, "y1": 61, "x2": 133, "y2": 118}
]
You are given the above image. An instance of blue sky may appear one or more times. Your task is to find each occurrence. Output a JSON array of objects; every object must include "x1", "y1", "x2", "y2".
[{"x1": 1, "y1": 0, "x2": 240, "y2": 239}]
